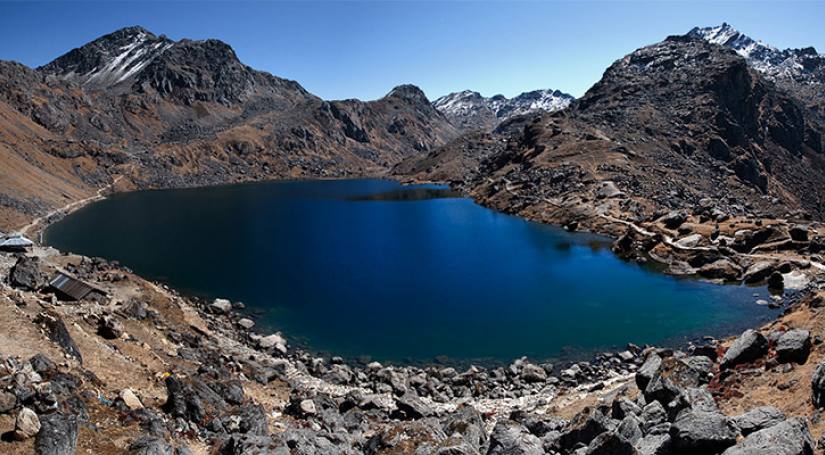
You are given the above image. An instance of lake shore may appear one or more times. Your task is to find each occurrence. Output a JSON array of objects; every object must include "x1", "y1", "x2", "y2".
[{"x1": 2, "y1": 175, "x2": 825, "y2": 453}]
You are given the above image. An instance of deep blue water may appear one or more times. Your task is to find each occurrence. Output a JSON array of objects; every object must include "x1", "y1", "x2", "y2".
[{"x1": 44, "y1": 179, "x2": 777, "y2": 364}]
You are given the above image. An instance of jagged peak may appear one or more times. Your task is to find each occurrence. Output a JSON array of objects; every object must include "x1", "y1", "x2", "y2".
[{"x1": 385, "y1": 84, "x2": 431, "y2": 104}]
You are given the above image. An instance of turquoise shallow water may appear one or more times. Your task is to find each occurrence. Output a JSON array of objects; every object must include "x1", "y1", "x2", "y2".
[{"x1": 44, "y1": 179, "x2": 777, "y2": 364}]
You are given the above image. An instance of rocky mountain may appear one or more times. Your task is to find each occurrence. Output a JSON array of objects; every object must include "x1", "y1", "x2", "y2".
[
  {"x1": 398, "y1": 33, "x2": 825, "y2": 224},
  {"x1": 0, "y1": 26, "x2": 459, "y2": 228},
  {"x1": 688, "y1": 23, "x2": 825, "y2": 85},
  {"x1": 433, "y1": 88, "x2": 573, "y2": 132}
]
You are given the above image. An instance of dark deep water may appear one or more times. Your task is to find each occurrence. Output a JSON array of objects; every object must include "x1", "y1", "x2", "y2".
[{"x1": 45, "y1": 179, "x2": 777, "y2": 364}]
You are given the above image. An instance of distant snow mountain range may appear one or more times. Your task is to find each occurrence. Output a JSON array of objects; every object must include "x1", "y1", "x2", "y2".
[
  {"x1": 688, "y1": 23, "x2": 825, "y2": 85},
  {"x1": 432, "y1": 89, "x2": 574, "y2": 132}
]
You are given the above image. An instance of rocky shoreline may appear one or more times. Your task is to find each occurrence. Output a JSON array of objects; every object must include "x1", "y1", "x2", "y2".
[{"x1": 0, "y1": 176, "x2": 822, "y2": 453}]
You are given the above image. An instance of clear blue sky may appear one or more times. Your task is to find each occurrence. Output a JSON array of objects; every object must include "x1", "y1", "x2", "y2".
[{"x1": 1, "y1": 1, "x2": 822, "y2": 101}]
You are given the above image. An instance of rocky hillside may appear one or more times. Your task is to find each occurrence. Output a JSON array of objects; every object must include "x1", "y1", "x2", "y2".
[
  {"x1": 400, "y1": 34, "x2": 825, "y2": 222},
  {"x1": 433, "y1": 89, "x2": 573, "y2": 132},
  {"x1": 0, "y1": 26, "x2": 459, "y2": 230}
]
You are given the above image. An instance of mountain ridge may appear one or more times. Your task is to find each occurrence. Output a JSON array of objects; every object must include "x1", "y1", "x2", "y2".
[{"x1": 433, "y1": 88, "x2": 574, "y2": 132}]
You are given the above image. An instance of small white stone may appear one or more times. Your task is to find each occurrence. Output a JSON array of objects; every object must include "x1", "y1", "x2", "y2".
[{"x1": 119, "y1": 388, "x2": 143, "y2": 410}]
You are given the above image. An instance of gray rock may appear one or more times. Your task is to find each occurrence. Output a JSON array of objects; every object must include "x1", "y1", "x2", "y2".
[
  {"x1": 776, "y1": 329, "x2": 811, "y2": 364},
  {"x1": 670, "y1": 410, "x2": 737, "y2": 454},
  {"x1": 394, "y1": 392, "x2": 432, "y2": 420},
  {"x1": 487, "y1": 420, "x2": 544, "y2": 455},
  {"x1": 442, "y1": 405, "x2": 487, "y2": 451},
  {"x1": 732, "y1": 406, "x2": 786, "y2": 436},
  {"x1": 0, "y1": 390, "x2": 17, "y2": 414},
  {"x1": 612, "y1": 397, "x2": 642, "y2": 420},
  {"x1": 35, "y1": 312, "x2": 82, "y2": 363},
  {"x1": 128, "y1": 436, "x2": 175, "y2": 455},
  {"x1": 9, "y1": 256, "x2": 47, "y2": 291},
  {"x1": 14, "y1": 407, "x2": 40, "y2": 440},
  {"x1": 209, "y1": 298, "x2": 232, "y2": 314},
  {"x1": 586, "y1": 431, "x2": 639, "y2": 455},
  {"x1": 636, "y1": 354, "x2": 662, "y2": 391},
  {"x1": 97, "y1": 315, "x2": 124, "y2": 339},
  {"x1": 559, "y1": 408, "x2": 616, "y2": 450},
  {"x1": 660, "y1": 211, "x2": 687, "y2": 229},
  {"x1": 617, "y1": 415, "x2": 643, "y2": 444},
  {"x1": 811, "y1": 361, "x2": 825, "y2": 408},
  {"x1": 721, "y1": 330, "x2": 768, "y2": 369},
  {"x1": 34, "y1": 413, "x2": 78, "y2": 455},
  {"x1": 721, "y1": 418, "x2": 813, "y2": 455},
  {"x1": 521, "y1": 363, "x2": 547, "y2": 383},
  {"x1": 237, "y1": 318, "x2": 255, "y2": 330},
  {"x1": 635, "y1": 434, "x2": 672, "y2": 455},
  {"x1": 641, "y1": 401, "x2": 667, "y2": 432},
  {"x1": 743, "y1": 262, "x2": 776, "y2": 284}
]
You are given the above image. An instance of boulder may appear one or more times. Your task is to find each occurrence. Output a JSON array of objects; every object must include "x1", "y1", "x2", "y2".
[
  {"x1": 209, "y1": 298, "x2": 232, "y2": 315},
  {"x1": 811, "y1": 361, "x2": 825, "y2": 407},
  {"x1": 596, "y1": 181, "x2": 624, "y2": 199},
  {"x1": 720, "y1": 330, "x2": 768, "y2": 369},
  {"x1": 14, "y1": 407, "x2": 40, "y2": 440},
  {"x1": 697, "y1": 259, "x2": 742, "y2": 281},
  {"x1": 258, "y1": 333, "x2": 287, "y2": 354},
  {"x1": 617, "y1": 415, "x2": 643, "y2": 444},
  {"x1": 636, "y1": 354, "x2": 662, "y2": 391},
  {"x1": 742, "y1": 262, "x2": 776, "y2": 284},
  {"x1": 29, "y1": 354, "x2": 57, "y2": 378},
  {"x1": 789, "y1": 225, "x2": 809, "y2": 242},
  {"x1": 721, "y1": 418, "x2": 813, "y2": 455},
  {"x1": 97, "y1": 315, "x2": 124, "y2": 340},
  {"x1": 34, "y1": 413, "x2": 78, "y2": 455},
  {"x1": 775, "y1": 329, "x2": 811, "y2": 364},
  {"x1": 674, "y1": 234, "x2": 703, "y2": 249},
  {"x1": 366, "y1": 420, "x2": 448, "y2": 454},
  {"x1": 635, "y1": 434, "x2": 671, "y2": 455},
  {"x1": 521, "y1": 363, "x2": 548, "y2": 383},
  {"x1": 768, "y1": 271, "x2": 784, "y2": 290},
  {"x1": 612, "y1": 397, "x2": 642, "y2": 420},
  {"x1": 487, "y1": 420, "x2": 544, "y2": 455},
  {"x1": 127, "y1": 436, "x2": 175, "y2": 455},
  {"x1": 0, "y1": 391, "x2": 16, "y2": 414},
  {"x1": 442, "y1": 405, "x2": 487, "y2": 452},
  {"x1": 237, "y1": 318, "x2": 255, "y2": 330},
  {"x1": 640, "y1": 401, "x2": 667, "y2": 432},
  {"x1": 732, "y1": 406, "x2": 786, "y2": 436},
  {"x1": 670, "y1": 410, "x2": 737, "y2": 454},
  {"x1": 585, "y1": 431, "x2": 639, "y2": 455},
  {"x1": 660, "y1": 211, "x2": 688, "y2": 230},
  {"x1": 393, "y1": 392, "x2": 432, "y2": 420},
  {"x1": 644, "y1": 356, "x2": 712, "y2": 405},
  {"x1": 120, "y1": 389, "x2": 144, "y2": 410},
  {"x1": 9, "y1": 256, "x2": 47, "y2": 291},
  {"x1": 558, "y1": 408, "x2": 616, "y2": 450}
]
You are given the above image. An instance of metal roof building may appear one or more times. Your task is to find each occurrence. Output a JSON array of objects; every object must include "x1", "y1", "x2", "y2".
[
  {"x1": 0, "y1": 234, "x2": 34, "y2": 251},
  {"x1": 49, "y1": 272, "x2": 106, "y2": 301}
]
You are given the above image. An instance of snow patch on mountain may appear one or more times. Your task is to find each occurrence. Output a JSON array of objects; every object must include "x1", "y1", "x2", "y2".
[
  {"x1": 433, "y1": 89, "x2": 573, "y2": 131},
  {"x1": 688, "y1": 23, "x2": 824, "y2": 84}
]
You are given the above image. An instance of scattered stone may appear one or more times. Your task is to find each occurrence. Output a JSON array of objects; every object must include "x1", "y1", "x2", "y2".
[
  {"x1": 721, "y1": 418, "x2": 813, "y2": 455},
  {"x1": 521, "y1": 363, "x2": 548, "y2": 383},
  {"x1": 97, "y1": 315, "x2": 124, "y2": 340},
  {"x1": 35, "y1": 413, "x2": 78, "y2": 455},
  {"x1": 237, "y1": 318, "x2": 255, "y2": 330},
  {"x1": 720, "y1": 329, "x2": 768, "y2": 369},
  {"x1": 776, "y1": 329, "x2": 811, "y2": 364},
  {"x1": 732, "y1": 406, "x2": 786, "y2": 436},
  {"x1": 670, "y1": 410, "x2": 737, "y2": 454},
  {"x1": 14, "y1": 407, "x2": 40, "y2": 440},
  {"x1": 209, "y1": 298, "x2": 232, "y2": 315},
  {"x1": 487, "y1": 420, "x2": 543, "y2": 455},
  {"x1": 298, "y1": 399, "x2": 316, "y2": 416},
  {"x1": 120, "y1": 389, "x2": 144, "y2": 410}
]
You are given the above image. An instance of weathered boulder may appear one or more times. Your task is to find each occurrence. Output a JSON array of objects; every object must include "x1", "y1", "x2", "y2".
[
  {"x1": 721, "y1": 418, "x2": 813, "y2": 455},
  {"x1": 635, "y1": 434, "x2": 672, "y2": 455},
  {"x1": 34, "y1": 413, "x2": 78, "y2": 455},
  {"x1": 776, "y1": 329, "x2": 811, "y2": 364},
  {"x1": 14, "y1": 407, "x2": 40, "y2": 440},
  {"x1": 258, "y1": 333, "x2": 287, "y2": 354},
  {"x1": 9, "y1": 255, "x2": 47, "y2": 291},
  {"x1": 644, "y1": 356, "x2": 712, "y2": 405},
  {"x1": 521, "y1": 363, "x2": 548, "y2": 383},
  {"x1": 768, "y1": 271, "x2": 784, "y2": 290},
  {"x1": 636, "y1": 354, "x2": 662, "y2": 391},
  {"x1": 120, "y1": 389, "x2": 144, "y2": 410},
  {"x1": 35, "y1": 312, "x2": 82, "y2": 362},
  {"x1": 697, "y1": 258, "x2": 742, "y2": 281},
  {"x1": 670, "y1": 410, "x2": 737, "y2": 454},
  {"x1": 720, "y1": 330, "x2": 768, "y2": 369},
  {"x1": 660, "y1": 211, "x2": 688, "y2": 230},
  {"x1": 640, "y1": 401, "x2": 668, "y2": 433},
  {"x1": 586, "y1": 431, "x2": 639, "y2": 455},
  {"x1": 0, "y1": 391, "x2": 16, "y2": 414},
  {"x1": 127, "y1": 436, "x2": 174, "y2": 455},
  {"x1": 612, "y1": 397, "x2": 642, "y2": 420},
  {"x1": 487, "y1": 420, "x2": 544, "y2": 455},
  {"x1": 365, "y1": 420, "x2": 448, "y2": 454},
  {"x1": 789, "y1": 225, "x2": 809, "y2": 242},
  {"x1": 29, "y1": 354, "x2": 57, "y2": 378},
  {"x1": 442, "y1": 405, "x2": 487, "y2": 452},
  {"x1": 97, "y1": 315, "x2": 124, "y2": 340},
  {"x1": 811, "y1": 361, "x2": 825, "y2": 407},
  {"x1": 732, "y1": 406, "x2": 786, "y2": 436},
  {"x1": 617, "y1": 415, "x2": 643, "y2": 444},
  {"x1": 742, "y1": 262, "x2": 776, "y2": 284},
  {"x1": 558, "y1": 408, "x2": 616, "y2": 450},
  {"x1": 393, "y1": 392, "x2": 432, "y2": 420},
  {"x1": 208, "y1": 298, "x2": 232, "y2": 314}
]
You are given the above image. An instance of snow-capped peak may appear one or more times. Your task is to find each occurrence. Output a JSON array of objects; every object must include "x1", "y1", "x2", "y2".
[
  {"x1": 433, "y1": 89, "x2": 573, "y2": 131},
  {"x1": 39, "y1": 26, "x2": 175, "y2": 88},
  {"x1": 688, "y1": 23, "x2": 824, "y2": 84}
]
